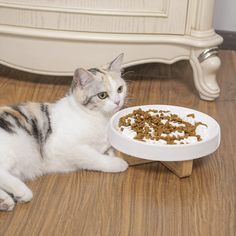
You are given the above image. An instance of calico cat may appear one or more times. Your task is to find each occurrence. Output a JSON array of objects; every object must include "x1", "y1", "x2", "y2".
[{"x1": 0, "y1": 54, "x2": 128, "y2": 211}]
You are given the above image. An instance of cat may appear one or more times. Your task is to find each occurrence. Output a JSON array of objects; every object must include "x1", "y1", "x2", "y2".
[{"x1": 0, "y1": 53, "x2": 128, "y2": 211}]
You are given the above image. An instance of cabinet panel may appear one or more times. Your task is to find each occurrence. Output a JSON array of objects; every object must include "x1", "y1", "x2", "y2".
[{"x1": 0, "y1": 0, "x2": 188, "y2": 34}]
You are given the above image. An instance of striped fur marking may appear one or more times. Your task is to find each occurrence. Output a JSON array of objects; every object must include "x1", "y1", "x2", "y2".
[
  {"x1": 31, "y1": 118, "x2": 43, "y2": 144},
  {"x1": 82, "y1": 95, "x2": 97, "y2": 106},
  {"x1": 40, "y1": 104, "x2": 52, "y2": 140},
  {"x1": 11, "y1": 105, "x2": 29, "y2": 122},
  {"x1": 0, "y1": 103, "x2": 53, "y2": 158},
  {"x1": 3, "y1": 111, "x2": 31, "y2": 135},
  {"x1": 30, "y1": 117, "x2": 44, "y2": 157},
  {"x1": 0, "y1": 106, "x2": 31, "y2": 134},
  {"x1": 0, "y1": 117, "x2": 15, "y2": 133}
]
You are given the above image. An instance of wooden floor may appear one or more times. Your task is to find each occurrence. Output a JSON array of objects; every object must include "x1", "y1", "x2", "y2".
[{"x1": 0, "y1": 51, "x2": 235, "y2": 236}]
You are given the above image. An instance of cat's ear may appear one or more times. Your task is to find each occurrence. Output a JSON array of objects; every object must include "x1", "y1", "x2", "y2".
[
  {"x1": 73, "y1": 68, "x2": 94, "y2": 88},
  {"x1": 102, "y1": 53, "x2": 124, "y2": 72}
]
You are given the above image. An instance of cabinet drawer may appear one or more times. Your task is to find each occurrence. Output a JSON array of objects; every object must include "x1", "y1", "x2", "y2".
[{"x1": 0, "y1": 0, "x2": 188, "y2": 34}]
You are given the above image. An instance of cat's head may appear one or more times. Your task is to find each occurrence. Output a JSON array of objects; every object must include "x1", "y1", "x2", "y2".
[{"x1": 71, "y1": 53, "x2": 127, "y2": 116}]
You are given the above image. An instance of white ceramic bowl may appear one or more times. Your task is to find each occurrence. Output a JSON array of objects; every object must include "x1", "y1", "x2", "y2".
[{"x1": 108, "y1": 105, "x2": 221, "y2": 161}]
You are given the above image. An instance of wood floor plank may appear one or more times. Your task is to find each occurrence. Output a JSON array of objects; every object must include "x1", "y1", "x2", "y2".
[{"x1": 0, "y1": 50, "x2": 235, "y2": 236}]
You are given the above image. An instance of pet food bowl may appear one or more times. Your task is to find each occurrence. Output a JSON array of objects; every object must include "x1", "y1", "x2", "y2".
[{"x1": 108, "y1": 105, "x2": 220, "y2": 161}]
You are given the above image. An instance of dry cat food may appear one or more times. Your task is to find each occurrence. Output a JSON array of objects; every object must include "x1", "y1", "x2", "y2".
[{"x1": 118, "y1": 108, "x2": 208, "y2": 145}]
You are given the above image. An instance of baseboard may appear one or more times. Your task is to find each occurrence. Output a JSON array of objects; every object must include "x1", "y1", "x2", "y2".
[{"x1": 216, "y1": 30, "x2": 236, "y2": 50}]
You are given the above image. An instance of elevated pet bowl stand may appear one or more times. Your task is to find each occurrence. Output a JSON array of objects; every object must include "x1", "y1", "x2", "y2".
[
  {"x1": 119, "y1": 152, "x2": 193, "y2": 178},
  {"x1": 110, "y1": 105, "x2": 221, "y2": 178},
  {"x1": 159, "y1": 160, "x2": 193, "y2": 178}
]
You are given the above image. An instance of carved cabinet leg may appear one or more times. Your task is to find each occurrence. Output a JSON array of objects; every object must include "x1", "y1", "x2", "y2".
[{"x1": 190, "y1": 48, "x2": 221, "y2": 101}]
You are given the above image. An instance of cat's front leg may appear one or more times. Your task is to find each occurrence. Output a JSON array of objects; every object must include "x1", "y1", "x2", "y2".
[
  {"x1": 104, "y1": 146, "x2": 116, "y2": 156},
  {"x1": 0, "y1": 189, "x2": 15, "y2": 211},
  {"x1": 0, "y1": 169, "x2": 33, "y2": 205},
  {"x1": 47, "y1": 144, "x2": 128, "y2": 173},
  {"x1": 59, "y1": 145, "x2": 128, "y2": 173},
  {"x1": 79, "y1": 145, "x2": 128, "y2": 172}
]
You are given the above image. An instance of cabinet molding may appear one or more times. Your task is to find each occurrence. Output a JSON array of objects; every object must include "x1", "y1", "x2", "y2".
[
  {"x1": 0, "y1": 1, "x2": 170, "y2": 17},
  {"x1": 0, "y1": 0, "x2": 223, "y2": 100}
]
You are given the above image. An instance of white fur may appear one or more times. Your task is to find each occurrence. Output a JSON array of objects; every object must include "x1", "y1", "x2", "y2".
[
  {"x1": 43, "y1": 95, "x2": 128, "y2": 174},
  {"x1": 0, "y1": 94, "x2": 128, "y2": 211},
  {"x1": 0, "y1": 54, "x2": 128, "y2": 211}
]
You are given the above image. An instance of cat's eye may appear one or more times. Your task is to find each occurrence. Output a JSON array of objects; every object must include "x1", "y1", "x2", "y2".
[
  {"x1": 97, "y1": 92, "x2": 109, "y2": 99},
  {"x1": 117, "y1": 86, "x2": 123, "y2": 93}
]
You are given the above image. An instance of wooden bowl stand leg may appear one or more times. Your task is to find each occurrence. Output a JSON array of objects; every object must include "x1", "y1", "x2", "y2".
[
  {"x1": 117, "y1": 152, "x2": 193, "y2": 178},
  {"x1": 160, "y1": 160, "x2": 193, "y2": 178}
]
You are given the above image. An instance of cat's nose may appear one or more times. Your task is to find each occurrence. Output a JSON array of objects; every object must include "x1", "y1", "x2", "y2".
[{"x1": 114, "y1": 100, "x2": 120, "y2": 106}]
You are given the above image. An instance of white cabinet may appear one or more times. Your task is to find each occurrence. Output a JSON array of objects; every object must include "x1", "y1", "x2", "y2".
[
  {"x1": 0, "y1": 0, "x2": 189, "y2": 34},
  {"x1": 0, "y1": 0, "x2": 223, "y2": 100}
]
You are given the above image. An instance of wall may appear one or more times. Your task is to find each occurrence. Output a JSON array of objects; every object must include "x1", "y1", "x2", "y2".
[{"x1": 214, "y1": 0, "x2": 236, "y2": 31}]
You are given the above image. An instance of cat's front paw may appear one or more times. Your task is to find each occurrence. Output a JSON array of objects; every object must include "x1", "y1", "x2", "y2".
[
  {"x1": 104, "y1": 157, "x2": 129, "y2": 173},
  {"x1": 0, "y1": 194, "x2": 15, "y2": 211},
  {"x1": 14, "y1": 187, "x2": 33, "y2": 203},
  {"x1": 105, "y1": 147, "x2": 116, "y2": 156}
]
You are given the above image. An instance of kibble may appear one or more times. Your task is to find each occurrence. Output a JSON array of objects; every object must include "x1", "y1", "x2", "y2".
[{"x1": 118, "y1": 109, "x2": 207, "y2": 145}]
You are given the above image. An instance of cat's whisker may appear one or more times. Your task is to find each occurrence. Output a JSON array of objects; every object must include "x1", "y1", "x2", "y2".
[
  {"x1": 125, "y1": 97, "x2": 137, "y2": 101},
  {"x1": 124, "y1": 99, "x2": 137, "y2": 105},
  {"x1": 122, "y1": 71, "x2": 135, "y2": 79},
  {"x1": 125, "y1": 81, "x2": 135, "y2": 86},
  {"x1": 125, "y1": 98, "x2": 137, "y2": 101},
  {"x1": 125, "y1": 94, "x2": 137, "y2": 99},
  {"x1": 125, "y1": 98, "x2": 137, "y2": 102},
  {"x1": 126, "y1": 80, "x2": 136, "y2": 85},
  {"x1": 125, "y1": 92, "x2": 137, "y2": 98}
]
